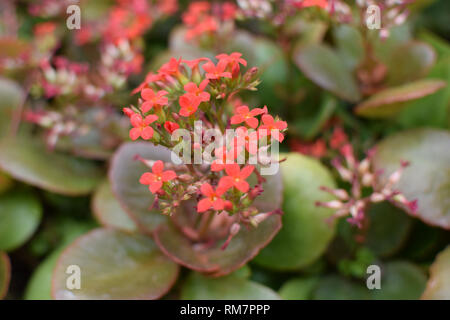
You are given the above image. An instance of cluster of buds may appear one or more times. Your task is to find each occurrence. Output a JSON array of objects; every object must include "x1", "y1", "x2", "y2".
[
  {"x1": 124, "y1": 52, "x2": 287, "y2": 248},
  {"x1": 182, "y1": 1, "x2": 238, "y2": 41},
  {"x1": 316, "y1": 143, "x2": 417, "y2": 227}
]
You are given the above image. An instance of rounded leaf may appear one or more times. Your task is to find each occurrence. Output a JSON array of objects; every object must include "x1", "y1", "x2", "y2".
[
  {"x1": 386, "y1": 42, "x2": 436, "y2": 85},
  {"x1": 0, "y1": 133, "x2": 103, "y2": 195},
  {"x1": 313, "y1": 275, "x2": 370, "y2": 300},
  {"x1": 154, "y1": 215, "x2": 281, "y2": 277},
  {"x1": 0, "y1": 192, "x2": 42, "y2": 251},
  {"x1": 109, "y1": 142, "x2": 173, "y2": 233},
  {"x1": 92, "y1": 180, "x2": 137, "y2": 232},
  {"x1": 279, "y1": 277, "x2": 319, "y2": 300},
  {"x1": 253, "y1": 153, "x2": 336, "y2": 270},
  {"x1": 0, "y1": 252, "x2": 10, "y2": 299},
  {"x1": 355, "y1": 79, "x2": 446, "y2": 118},
  {"x1": 364, "y1": 202, "x2": 413, "y2": 258},
  {"x1": 181, "y1": 272, "x2": 280, "y2": 300},
  {"x1": 293, "y1": 43, "x2": 361, "y2": 102},
  {"x1": 371, "y1": 261, "x2": 426, "y2": 300},
  {"x1": 422, "y1": 246, "x2": 450, "y2": 299},
  {"x1": 0, "y1": 77, "x2": 24, "y2": 135},
  {"x1": 373, "y1": 129, "x2": 450, "y2": 229},
  {"x1": 52, "y1": 228, "x2": 179, "y2": 300}
]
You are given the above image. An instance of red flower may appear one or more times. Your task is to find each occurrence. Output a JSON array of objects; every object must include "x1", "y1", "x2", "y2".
[
  {"x1": 182, "y1": 58, "x2": 209, "y2": 70},
  {"x1": 179, "y1": 93, "x2": 202, "y2": 117},
  {"x1": 216, "y1": 52, "x2": 247, "y2": 68},
  {"x1": 184, "y1": 80, "x2": 210, "y2": 102},
  {"x1": 231, "y1": 105, "x2": 267, "y2": 128},
  {"x1": 139, "y1": 160, "x2": 177, "y2": 193},
  {"x1": 294, "y1": 0, "x2": 329, "y2": 9},
  {"x1": 211, "y1": 145, "x2": 243, "y2": 172},
  {"x1": 258, "y1": 115, "x2": 288, "y2": 142},
  {"x1": 330, "y1": 127, "x2": 348, "y2": 150},
  {"x1": 197, "y1": 183, "x2": 227, "y2": 212},
  {"x1": 34, "y1": 22, "x2": 56, "y2": 37},
  {"x1": 129, "y1": 114, "x2": 158, "y2": 140},
  {"x1": 164, "y1": 121, "x2": 180, "y2": 134},
  {"x1": 158, "y1": 57, "x2": 182, "y2": 77},
  {"x1": 219, "y1": 164, "x2": 255, "y2": 193},
  {"x1": 234, "y1": 127, "x2": 260, "y2": 155},
  {"x1": 202, "y1": 60, "x2": 232, "y2": 80},
  {"x1": 123, "y1": 107, "x2": 134, "y2": 117},
  {"x1": 141, "y1": 89, "x2": 168, "y2": 113}
]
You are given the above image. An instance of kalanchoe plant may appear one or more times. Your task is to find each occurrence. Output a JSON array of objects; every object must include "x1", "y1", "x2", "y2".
[
  {"x1": 122, "y1": 52, "x2": 287, "y2": 250},
  {"x1": 316, "y1": 143, "x2": 417, "y2": 227}
]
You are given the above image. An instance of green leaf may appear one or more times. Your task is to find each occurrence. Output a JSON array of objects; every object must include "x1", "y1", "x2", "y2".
[
  {"x1": 386, "y1": 42, "x2": 436, "y2": 86},
  {"x1": 313, "y1": 275, "x2": 370, "y2": 300},
  {"x1": 181, "y1": 272, "x2": 280, "y2": 300},
  {"x1": 293, "y1": 43, "x2": 361, "y2": 102},
  {"x1": 371, "y1": 262, "x2": 426, "y2": 300},
  {"x1": 355, "y1": 79, "x2": 446, "y2": 118},
  {"x1": 25, "y1": 220, "x2": 94, "y2": 300},
  {"x1": 25, "y1": 249, "x2": 61, "y2": 300},
  {"x1": 52, "y1": 229, "x2": 179, "y2": 300},
  {"x1": 0, "y1": 252, "x2": 10, "y2": 299},
  {"x1": 333, "y1": 25, "x2": 364, "y2": 71},
  {"x1": 0, "y1": 132, "x2": 103, "y2": 196},
  {"x1": 418, "y1": 30, "x2": 450, "y2": 59},
  {"x1": 373, "y1": 129, "x2": 450, "y2": 229},
  {"x1": 253, "y1": 153, "x2": 336, "y2": 270},
  {"x1": 279, "y1": 277, "x2": 319, "y2": 300},
  {"x1": 109, "y1": 142, "x2": 170, "y2": 233},
  {"x1": 0, "y1": 191, "x2": 42, "y2": 251},
  {"x1": 92, "y1": 180, "x2": 137, "y2": 232},
  {"x1": 422, "y1": 246, "x2": 450, "y2": 299},
  {"x1": 396, "y1": 57, "x2": 450, "y2": 128},
  {"x1": 364, "y1": 202, "x2": 413, "y2": 258}
]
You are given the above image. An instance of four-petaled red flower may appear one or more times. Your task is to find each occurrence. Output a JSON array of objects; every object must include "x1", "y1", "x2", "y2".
[
  {"x1": 158, "y1": 57, "x2": 182, "y2": 77},
  {"x1": 141, "y1": 89, "x2": 168, "y2": 113},
  {"x1": 211, "y1": 145, "x2": 243, "y2": 172},
  {"x1": 231, "y1": 105, "x2": 267, "y2": 128},
  {"x1": 234, "y1": 126, "x2": 260, "y2": 155},
  {"x1": 259, "y1": 115, "x2": 288, "y2": 142},
  {"x1": 139, "y1": 160, "x2": 177, "y2": 193},
  {"x1": 197, "y1": 183, "x2": 227, "y2": 212},
  {"x1": 129, "y1": 114, "x2": 158, "y2": 140},
  {"x1": 202, "y1": 60, "x2": 232, "y2": 80},
  {"x1": 179, "y1": 93, "x2": 202, "y2": 117},
  {"x1": 219, "y1": 164, "x2": 255, "y2": 193},
  {"x1": 184, "y1": 80, "x2": 210, "y2": 102},
  {"x1": 216, "y1": 52, "x2": 247, "y2": 77}
]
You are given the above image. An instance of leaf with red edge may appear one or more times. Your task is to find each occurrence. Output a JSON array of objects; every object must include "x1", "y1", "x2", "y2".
[
  {"x1": 355, "y1": 79, "x2": 446, "y2": 118},
  {"x1": 52, "y1": 228, "x2": 179, "y2": 300},
  {"x1": 0, "y1": 132, "x2": 103, "y2": 196},
  {"x1": 154, "y1": 215, "x2": 282, "y2": 277},
  {"x1": 373, "y1": 129, "x2": 450, "y2": 229},
  {"x1": 386, "y1": 41, "x2": 436, "y2": 86},
  {"x1": 422, "y1": 246, "x2": 450, "y2": 299},
  {"x1": 0, "y1": 252, "x2": 10, "y2": 300},
  {"x1": 92, "y1": 180, "x2": 137, "y2": 232},
  {"x1": 109, "y1": 142, "x2": 176, "y2": 233}
]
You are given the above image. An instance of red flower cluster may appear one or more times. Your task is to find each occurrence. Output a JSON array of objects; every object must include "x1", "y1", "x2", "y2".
[
  {"x1": 182, "y1": 1, "x2": 238, "y2": 40},
  {"x1": 125, "y1": 52, "x2": 287, "y2": 247}
]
